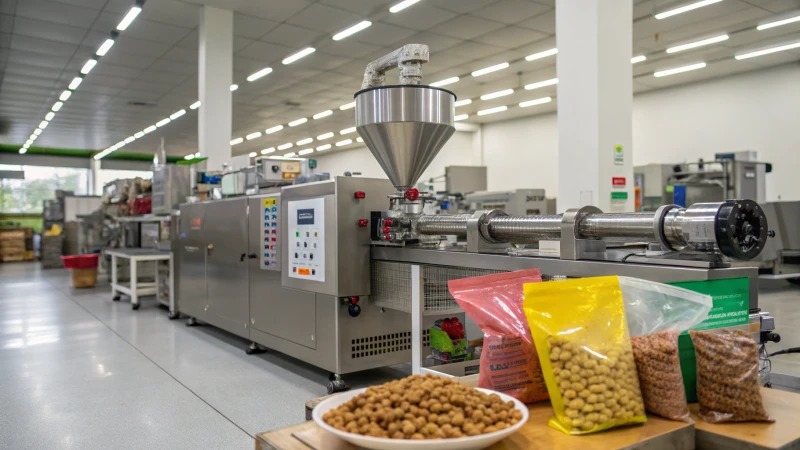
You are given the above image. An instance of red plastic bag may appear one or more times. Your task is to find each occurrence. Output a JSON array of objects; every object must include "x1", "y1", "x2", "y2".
[{"x1": 449, "y1": 269, "x2": 548, "y2": 403}]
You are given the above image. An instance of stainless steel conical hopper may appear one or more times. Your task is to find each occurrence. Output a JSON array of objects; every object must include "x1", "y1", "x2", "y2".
[{"x1": 355, "y1": 85, "x2": 456, "y2": 191}]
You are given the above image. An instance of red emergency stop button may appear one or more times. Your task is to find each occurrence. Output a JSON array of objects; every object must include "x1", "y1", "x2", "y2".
[
  {"x1": 354, "y1": 191, "x2": 365, "y2": 199},
  {"x1": 383, "y1": 234, "x2": 391, "y2": 241},
  {"x1": 405, "y1": 188, "x2": 419, "y2": 201},
  {"x1": 357, "y1": 219, "x2": 368, "y2": 227},
  {"x1": 349, "y1": 296, "x2": 359, "y2": 305},
  {"x1": 383, "y1": 219, "x2": 394, "y2": 227},
  {"x1": 382, "y1": 227, "x2": 389, "y2": 233}
]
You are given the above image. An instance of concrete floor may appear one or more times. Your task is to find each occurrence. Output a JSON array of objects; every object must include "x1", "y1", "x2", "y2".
[
  {"x1": 0, "y1": 263, "x2": 408, "y2": 450},
  {"x1": 2, "y1": 263, "x2": 799, "y2": 449}
]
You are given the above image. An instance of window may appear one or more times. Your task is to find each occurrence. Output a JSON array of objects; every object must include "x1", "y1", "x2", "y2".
[{"x1": 0, "y1": 165, "x2": 89, "y2": 213}]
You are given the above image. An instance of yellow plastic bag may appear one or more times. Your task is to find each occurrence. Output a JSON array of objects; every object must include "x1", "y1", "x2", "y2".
[{"x1": 523, "y1": 276, "x2": 646, "y2": 434}]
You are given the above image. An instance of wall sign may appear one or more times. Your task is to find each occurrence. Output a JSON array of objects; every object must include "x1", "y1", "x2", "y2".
[
  {"x1": 613, "y1": 145, "x2": 624, "y2": 166},
  {"x1": 612, "y1": 177, "x2": 626, "y2": 187}
]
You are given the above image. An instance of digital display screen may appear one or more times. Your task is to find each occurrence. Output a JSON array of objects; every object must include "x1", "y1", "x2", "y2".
[{"x1": 297, "y1": 209, "x2": 315, "y2": 225}]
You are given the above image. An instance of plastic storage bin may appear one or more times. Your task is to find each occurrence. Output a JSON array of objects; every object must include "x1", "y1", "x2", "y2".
[{"x1": 61, "y1": 254, "x2": 99, "y2": 288}]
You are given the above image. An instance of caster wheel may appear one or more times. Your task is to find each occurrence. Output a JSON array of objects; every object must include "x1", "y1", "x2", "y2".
[
  {"x1": 112, "y1": 295, "x2": 121, "y2": 301},
  {"x1": 328, "y1": 372, "x2": 338, "y2": 382},
  {"x1": 186, "y1": 318, "x2": 198, "y2": 327},
  {"x1": 168, "y1": 312, "x2": 180, "y2": 320},
  {"x1": 765, "y1": 382, "x2": 773, "y2": 388},
  {"x1": 246, "y1": 343, "x2": 266, "y2": 355},
  {"x1": 327, "y1": 379, "x2": 348, "y2": 395},
  {"x1": 132, "y1": 303, "x2": 140, "y2": 310}
]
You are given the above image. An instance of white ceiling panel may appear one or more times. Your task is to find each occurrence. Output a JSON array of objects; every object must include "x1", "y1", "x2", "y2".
[
  {"x1": 351, "y1": 22, "x2": 417, "y2": 47},
  {"x1": 113, "y1": 36, "x2": 174, "y2": 57},
  {"x1": 474, "y1": 26, "x2": 547, "y2": 49},
  {"x1": 517, "y1": 10, "x2": 555, "y2": 34},
  {"x1": 16, "y1": 0, "x2": 99, "y2": 28},
  {"x1": 428, "y1": 0, "x2": 499, "y2": 14},
  {"x1": 434, "y1": 15, "x2": 505, "y2": 40},
  {"x1": 139, "y1": 0, "x2": 202, "y2": 29},
  {"x1": 381, "y1": 5, "x2": 458, "y2": 31},
  {"x1": 119, "y1": 19, "x2": 193, "y2": 45},
  {"x1": 470, "y1": 0, "x2": 551, "y2": 25},
  {"x1": 319, "y1": 0, "x2": 393, "y2": 15},
  {"x1": 233, "y1": 13, "x2": 279, "y2": 39},
  {"x1": 286, "y1": 3, "x2": 364, "y2": 34},
  {"x1": 236, "y1": 40, "x2": 296, "y2": 63},
  {"x1": 260, "y1": 23, "x2": 324, "y2": 48}
]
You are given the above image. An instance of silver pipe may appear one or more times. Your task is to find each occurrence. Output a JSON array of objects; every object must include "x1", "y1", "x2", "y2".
[
  {"x1": 578, "y1": 213, "x2": 656, "y2": 240},
  {"x1": 487, "y1": 215, "x2": 562, "y2": 242},
  {"x1": 416, "y1": 214, "x2": 471, "y2": 237}
]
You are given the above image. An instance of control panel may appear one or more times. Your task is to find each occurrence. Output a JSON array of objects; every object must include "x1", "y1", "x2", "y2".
[
  {"x1": 260, "y1": 196, "x2": 280, "y2": 271},
  {"x1": 287, "y1": 198, "x2": 325, "y2": 282}
]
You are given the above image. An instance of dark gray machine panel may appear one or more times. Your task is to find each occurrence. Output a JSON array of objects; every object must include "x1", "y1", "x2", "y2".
[
  {"x1": 177, "y1": 202, "x2": 207, "y2": 320},
  {"x1": 248, "y1": 195, "x2": 316, "y2": 349}
]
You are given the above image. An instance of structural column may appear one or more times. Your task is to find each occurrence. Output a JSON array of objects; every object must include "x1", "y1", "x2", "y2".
[
  {"x1": 198, "y1": 6, "x2": 233, "y2": 172},
  {"x1": 556, "y1": 0, "x2": 633, "y2": 212}
]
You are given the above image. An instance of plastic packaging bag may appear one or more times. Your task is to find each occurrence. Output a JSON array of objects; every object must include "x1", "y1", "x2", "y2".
[
  {"x1": 619, "y1": 277, "x2": 712, "y2": 422},
  {"x1": 690, "y1": 329, "x2": 773, "y2": 423},
  {"x1": 448, "y1": 269, "x2": 548, "y2": 404},
  {"x1": 524, "y1": 276, "x2": 646, "y2": 434}
]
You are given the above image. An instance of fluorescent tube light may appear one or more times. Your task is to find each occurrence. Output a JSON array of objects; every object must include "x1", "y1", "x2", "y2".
[
  {"x1": 317, "y1": 132, "x2": 334, "y2": 140},
  {"x1": 144, "y1": 125, "x2": 157, "y2": 134},
  {"x1": 524, "y1": 78, "x2": 558, "y2": 90},
  {"x1": 25, "y1": 139, "x2": 33, "y2": 145},
  {"x1": 339, "y1": 102, "x2": 356, "y2": 110},
  {"x1": 477, "y1": 106, "x2": 508, "y2": 116},
  {"x1": 194, "y1": 152, "x2": 200, "y2": 157},
  {"x1": 96, "y1": 39, "x2": 115, "y2": 56},
  {"x1": 735, "y1": 41, "x2": 800, "y2": 60},
  {"x1": 170, "y1": 109, "x2": 186, "y2": 120},
  {"x1": 278, "y1": 143, "x2": 293, "y2": 150},
  {"x1": 454, "y1": 114, "x2": 469, "y2": 121},
  {"x1": 525, "y1": 48, "x2": 558, "y2": 61},
  {"x1": 190, "y1": 101, "x2": 201, "y2": 110},
  {"x1": 653, "y1": 62, "x2": 706, "y2": 77},
  {"x1": 52, "y1": 102, "x2": 63, "y2": 112},
  {"x1": 230, "y1": 84, "x2": 238, "y2": 91},
  {"x1": 298, "y1": 148, "x2": 314, "y2": 155},
  {"x1": 316, "y1": 144, "x2": 331, "y2": 151},
  {"x1": 134, "y1": 131, "x2": 144, "y2": 138},
  {"x1": 261, "y1": 148, "x2": 275, "y2": 154},
  {"x1": 631, "y1": 55, "x2": 647, "y2": 64},
  {"x1": 340, "y1": 127, "x2": 356, "y2": 135},
  {"x1": 297, "y1": 138, "x2": 313, "y2": 145},
  {"x1": 313, "y1": 110, "x2": 333, "y2": 119},
  {"x1": 249, "y1": 152, "x2": 257, "y2": 157},
  {"x1": 333, "y1": 21, "x2": 372, "y2": 41},
  {"x1": 430, "y1": 77, "x2": 459, "y2": 87},
  {"x1": 45, "y1": 112, "x2": 55, "y2": 121},
  {"x1": 285, "y1": 152, "x2": 296, "y2": 157},
  {"x1": 356, "y1": 137, "x2": 363, "y2": 143},
  {"x1": 471, "y1": 62, "x2": 509, "y2": 77},
  {"x1": 289, "y1": 118, "x2": 307, "y2": 127},
  {"x1": 266, "y1": 125, "x2": 283, "y2": 134},
  {"x1": 30, "y1": 134, "x2": 37, "y2": 141},
  {"x1": 454, "y1": 99, "x2": 472, "y2": 107},
  {"x1": 247, "y1": 67, "x2": 273, "y2": 81},
  {"x1": 33, "y1": 128, "x2": 42, "y2": 135},
  {"x1": 519, "y1": 97, "x2": 552, "y2": 108},
  {"x1": 480, "y1": 89, "x2": 514, "y2": 100},
  {"x1": 758, "y1": 15, "x2": 800, "y2": 30},
  {"x1": 246, "y1": 132, "x2": 262, "y2": 140},
  {"x1": 336, "y1": 139, "x2": 352, "y2": 147},
  {"x1": 655, "y1": 0, "x2": 723, "y2": 20},
  {"x1": 124, "y1": 136, "x2": 135, "y2": 143},
  {"x1": 59, "y1": 90, "x2": 71, "y2": 101},
  {"x1": 282, "y1": 48, "x2": 315, "y2": 65},
  {"x1": 39, "y1": 121, "x2": 48, "y2": 129},
  {"x1": 117, "y1": 6, "x2": 142, "y2": 30},
  {"x1": 390, "y1": 0, "x2": 419, "y2": 13},
  {"x1": 156, "y1": 118, "x2": 171, "y2": 127},
  {"x1": 19, "y1": 148, "x2": 27, "y2": 154},
  {"x1": 667, "y1": 34, "x2": 728, "y2": 53},
  {"x1": 184, "y1": 154, "x2": 194, "y2": 160},
  {"x1": 230, "y1": 137, "x2": 244, "y2": 145},
  {"x1": 81, "y1": 59, "x2": 97, "y2": 74},
  {"x1": 69, "y1": 77, "x2": 83, "y2": 90}
]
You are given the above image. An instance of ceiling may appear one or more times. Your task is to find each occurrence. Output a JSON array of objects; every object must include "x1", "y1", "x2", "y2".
[{"x1": 1, "y1": 0, "x2": 800, "y2": 159}]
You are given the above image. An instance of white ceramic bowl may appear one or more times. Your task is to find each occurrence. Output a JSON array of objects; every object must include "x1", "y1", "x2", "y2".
[{"x1": 312, "y1": 387, "x2": 529, "y2": 450}]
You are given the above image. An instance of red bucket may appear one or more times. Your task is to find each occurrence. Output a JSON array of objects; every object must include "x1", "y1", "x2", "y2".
[{"x1": 61, "y1": 254, "x2": 99, "y2": 269}]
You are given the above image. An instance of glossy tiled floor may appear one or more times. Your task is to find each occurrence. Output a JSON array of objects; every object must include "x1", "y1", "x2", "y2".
[{"x1": 0, "y1": 263, "x2": 408, "y2": 450}]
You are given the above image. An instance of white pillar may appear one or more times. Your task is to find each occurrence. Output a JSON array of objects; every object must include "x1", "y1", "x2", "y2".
[
  {"x1": 198, "y1": 6, "x2": 233, "y2": 172},
  {"x1": 556, "y1": 0, "x2": 633, "y2": 212},
  {"x1": 90, "y1": 159, "x2": 101, "y2": 195}
]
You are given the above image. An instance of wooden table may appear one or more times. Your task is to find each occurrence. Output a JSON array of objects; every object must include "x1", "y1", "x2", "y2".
[
  {"x1": 691, "y1": 387, "x2": 800, "y2": 450},
  {"x1": 256, "y1": 402, "x2": 694, "y2": 450}
]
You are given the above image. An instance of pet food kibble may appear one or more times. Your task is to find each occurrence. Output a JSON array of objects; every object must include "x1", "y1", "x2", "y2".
[{"x1": 631, "y1": 331, "x2": 691, "y2": 421}]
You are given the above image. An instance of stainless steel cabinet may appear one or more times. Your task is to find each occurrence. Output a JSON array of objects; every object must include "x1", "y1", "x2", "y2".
[{"x1": 177, "y1": 203, "x2": 207, "y2": 320}]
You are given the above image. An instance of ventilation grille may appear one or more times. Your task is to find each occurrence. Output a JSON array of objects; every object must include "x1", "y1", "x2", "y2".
[{"x1": 351, "y1": 332, "x2": 412, "y2": 359}]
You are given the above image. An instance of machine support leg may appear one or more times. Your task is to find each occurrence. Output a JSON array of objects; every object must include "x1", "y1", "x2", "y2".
[
  {"x1": 111, "y1": 255, "x2": 120, "y2": 301},
  {"x1": 186, "y1": 317, "x2": 198, "y2": 327},
  {"x1": 245, "y1": 342, "x2": 266, "y2": 355},
  {"x1": 411, "y1": 264, "x2": 423, "y2": 375},
  {"x1": 130, "y1": 258, "x2": 139, "y2": 310}
]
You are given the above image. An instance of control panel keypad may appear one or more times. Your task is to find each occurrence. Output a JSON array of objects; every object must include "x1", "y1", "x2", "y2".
[{"x1": 260, "y1": 197, "x2": 280, "y2": 271}]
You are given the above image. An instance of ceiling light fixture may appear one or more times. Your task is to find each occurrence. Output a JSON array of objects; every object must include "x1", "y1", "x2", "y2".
[
  {"x1": 184, "y1": 154, "x2": 195, "y2": 160},
  {"x1": 519, "y1": 97, "x2": 552, "y2": 108},
  {"x1": 170, "y1": 109, "x2": 186, "y2": 120},
  {"x1": 284, "y1": 152, "x2": 297, "y2": 158},
  {"x1": 471, "y1": 62, "x2": 509, "y2": 77},
  {"x1": 631, "y1": 55, "x2": 647, "y2": 64},
  {"x1": 144, "y1": 125, "x2": 157, "y2": 134},
  {"x1": 81, "y1": 59, "x2": 97, "y2": 74},
  {"x1": 758, "y1": 15, "x2": 800, "y2": 30},
  {"x1": 297, "y1": 138, "x2": 313, "y2": 145},
  {"x1": 19, "y1": 148, "x2": 27, "y2": 154},
  {"x1": 59, "y1": 90, "x2": 71, "y2": 101},
  {"x1": 339, "y1": 102, "x2": 356, "y2": 110},
  {"x1": 389, "y1": 0, "x2": 420, "y2": 13},
  {"x1": 156, "y1": 118, "x2": 171, "y2": 127},
  {"x1": 480, "y1": 89, "x2": 514, "y2": 100},
  {"x1": 25, "y1": 139, "x2": 33, "y2": 145},
  {"x1": 266, "y1": 125, "x2": 283, "y2": 134},
  {"x1": 454, "y1": 114, "x2": 469, "y2": 121},
  {"x1": 340, "y1": 127, "x2": 356, "y2": 135},
  {"x1": 190, "y1": 101, "x2": 201, "y2": 110},
  {"x1": 524, "y1": 78, "x2": 558, "y2": 90},
  {"x1": 52, "y1": 102, "x2": 63, "y2": 112},
  {"x1": 666, "y1": 34, "x2": 728, "y2": 53},
  {"x1": 477, "y1": 106, "x2": 508, "y2": 116},
  {"x1": 39, "y1": 121, "x2": 48, "y2": 129},
  {"x1": 249, "y1": 152, "x2": 257, "y2": 157},
  {"x1": 45, "y1": 112, "x2": 55, "y2": 121},
  {"x1": 336, "y1": 139, "x2": 352, "y2": 147},
  {"x1": 230, "y1": 137, "x2": 244, "y2": 145},
  {"x1": 317, "y1": 132, "x2": 334, "y2": 140},
  {"x1": 261, "y1": 148, "x2": 275, "y2": 154},
  {"x1": 124, "y1": 136, "x2": 135, "y2": 143},
  {"x1": 299, "y1": 148, "x2": 314, "y2": 155},
  {"x1": 246, "y1": 132, "x2": 262, "y2": 140},
  {"x1": 117, "y1": 5, "x2": 142, "y2": 30},
  {"x1": 333, "y1": 21, "x2": 372, "y2": 41},
  {"x1": 653, "y1": 62, "x2": 706, "y2": 77},
  {"x1": 525, "y1": 48, "x2": 558, "y2": 61},
  {"x1": 313, "y1": 110, "x2": 333, "y2": 119},
  {"x1": 654, "y1": 0, "x2": 723, "y2": 20},
  {"x1": 735, "y1": 41, "x2": 800, "y2": 59},
  {"x1": 29, "y1": 134, "x2": 37, "y2": 141},
  {"x1": 316, "y1": 144, "x2": 331, "y2": 151},
  {"x1": 454, "y1": 99, "x2": 472, "y2": 107},
  {"x1": 33, "y1": 128, "x2": 42, "y2": 136},
  {"x1": 282, "y1": 47, "x2": 316, "y2": 65},
  {"x1": 134, "y1": 131, "x2": 144, "y2": 138},
  {"x1": 96, "y1": 38, "x2": 115, "y2": 56},
  {"x1": 247, "y1": 67, "x2": 273, "y2": 81},
  {"x1": 289, "y1": 118, "x2": 307, "y2": 127},
  {"x1": 69, "y1": 77, "x2": 83, "y2": 90},
  {"x1": 430, "y1": 77, "x2": 459, "y2": 87},
  {"x1": 356, "y1": 137, "x2": 363, "y2": 143},
  {"x1": 230, "y1": 84, "x2": 238, "y2": 91},
  {"x1": 278, "y1": 143, "x2": 293, "y2": 150}
]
